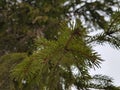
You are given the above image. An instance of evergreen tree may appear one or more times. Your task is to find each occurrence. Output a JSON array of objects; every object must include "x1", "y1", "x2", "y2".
[{"x1": 0, "y1": 0, "x2": 120, "y2": 90}]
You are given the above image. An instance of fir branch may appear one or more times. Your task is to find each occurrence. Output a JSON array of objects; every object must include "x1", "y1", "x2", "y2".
[
  {"x1": 107, "y1": 13, "x2": 120, "y2": 32},
  {"x1": 64, "y1": 28, "x2": 81, "y2": 50},
  {"x1": 66, "y1": 48, "x2": 102, "y2": 64}
]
